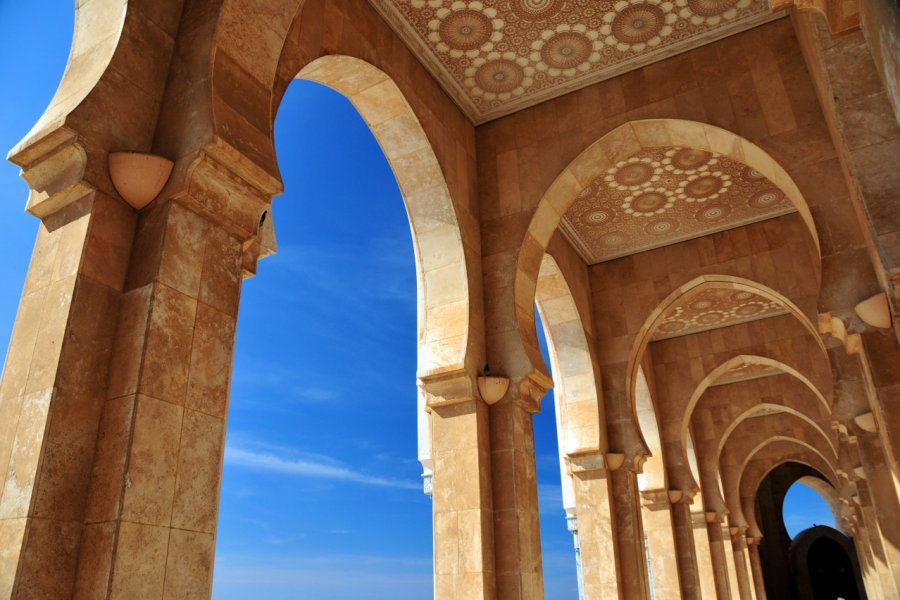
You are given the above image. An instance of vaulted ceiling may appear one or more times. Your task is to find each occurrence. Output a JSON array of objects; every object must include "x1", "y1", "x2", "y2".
[
  {"x1": 560, "y1": 146, "x2": 797, "y2": 264},
  {"x1": 369, "y1": 0, "x2": 782, "y2": 122}
]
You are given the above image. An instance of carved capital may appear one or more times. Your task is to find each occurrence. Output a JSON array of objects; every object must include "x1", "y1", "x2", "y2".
[
  {"x1": 640, "y1": 488, "x2": 671, "y2": 510},
  {"x1": 566, "y1": 451, "x2": 606, "y2": 476},
  {"x1": 420, "y1": 368, "x2": 476, "y2": 409},
  {"x1": 515, "y1": 371, "x2": 552, "y2": 414},
  {"x1": 9, "y1": 127, "x2": 93, "y2": 219}
]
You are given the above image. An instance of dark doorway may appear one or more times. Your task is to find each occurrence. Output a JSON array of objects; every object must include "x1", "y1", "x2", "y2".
[{"x1": 790, "y1": 526, "x2": 866, "y2": 600}]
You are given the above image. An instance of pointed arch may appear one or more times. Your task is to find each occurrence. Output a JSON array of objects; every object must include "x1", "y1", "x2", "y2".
[
  {"x1": 535, "y1": 253, "x2": 604, "y2": 458},
  {"x1": 292, "y1": 56, "x2": 472, "y2": 377}
]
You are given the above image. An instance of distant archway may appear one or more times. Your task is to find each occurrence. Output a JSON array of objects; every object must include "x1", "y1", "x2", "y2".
[{"x1": 791, "y1": 526, "x2": 866, "y2": 600}]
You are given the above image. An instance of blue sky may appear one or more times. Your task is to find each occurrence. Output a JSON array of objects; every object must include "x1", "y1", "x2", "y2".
[{"x1": 0, "y1": 3, "x2": 831, "y2": 598}]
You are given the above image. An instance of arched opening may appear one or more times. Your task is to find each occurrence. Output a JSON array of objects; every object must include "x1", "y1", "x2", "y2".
[
  {"x1": 534, "y1": 252, "x2": 605, "y2": 596},
  {"x1": 791, "y1": 526, "x2": 867, "y2": 600},
  {"x1": 783, "y1": 479, "x2": 840, "y2": 539},
  {"x1": 214, "y1": 55, "x2": 471, "y2": 595}
]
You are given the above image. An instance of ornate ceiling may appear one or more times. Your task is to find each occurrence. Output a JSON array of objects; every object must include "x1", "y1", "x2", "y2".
[
  {"x1": 651, "y1": 287, "x2": 788, "y2": 341},
  {"x1": 368, "y1": 0, "x2": 781, "y2": 122},
  {"x1": 560, "y1": 146, "x2": 797, "y2": 264}
]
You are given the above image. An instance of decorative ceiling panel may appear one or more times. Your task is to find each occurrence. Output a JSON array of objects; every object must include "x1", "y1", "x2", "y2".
[
  {"x1": 651, "y1": 287, "x2": 788, "y2": 341},
  {"x1": 559, "y1": 146, "x2": 797, "y2": 263},
  {"x1": 368, "y1": 0, "x2": 781, "y2": 122}
]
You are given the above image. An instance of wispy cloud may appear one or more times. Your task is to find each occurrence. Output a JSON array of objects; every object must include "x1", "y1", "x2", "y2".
[
  {"x1": 213, "y1": 553, "x2": 433, "y2": 600},
  {"x1": 224, "y1": 444, "x2": 420, "y2": 490}
]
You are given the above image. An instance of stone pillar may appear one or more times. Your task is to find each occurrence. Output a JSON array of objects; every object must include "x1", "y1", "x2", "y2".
[
  {"x1": 427, "y1": 372, "x2": 497, "y2": 600},
  {"x1": 489, "y1": 384, "x2": 543, "y2": 600},
  {"x1": 858, "y1": 331, "x2": 900, "y2": 496},
  {"x1": 854, "y1": 476, "x2": 896, "y2": 598},
  {"x1": 721, "y1": 524, "x2": 742, "y2": 599},
  {"x1": 706, "y1": 513, "x2": 734, "y2": 599},
  {"x1": 0, "y1": 191, "x2": 135, "y2": 598},
  {"x1": 857, "y1": 431, "x2": 900, "y2": 592},
  {"x1": 747, "y1": 539, "x2": 767, "y2": 600},
  {"x1": 610, "y1": 465, "x2": 651, "y2": 600},
  {"x1": 71, "y1": 200, "x2": 246, "y2": 598},
  {"x1": 851, "y1": 514, "x2": 887, "y2": 600},
  {"x1": 640, "y1": 489, "x2": 682, "y2": 599},
  {"x1": 729, "y1": 528, "x2": 754, "y2": 600},
  {"x1": 568, "y1": 452, "x2": 619, "y2": 599},
  {"x1": 691, "y1": 510, "x2": 719, "y2": 599},
  {"x1": 564, "y1": 512, "x2": 584, "y2": 600},
  {"x1": 670, "y1": 498, "x2": 702, "y2": 599}
]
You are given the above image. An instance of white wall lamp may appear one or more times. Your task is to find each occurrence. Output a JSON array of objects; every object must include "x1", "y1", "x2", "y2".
[
  {"x1": 605, "y1": 453, "x2": 625, "y2": 471},
  {"x1": 855, "y1": 292, "x2": 892, "y2": 329},
  {"x1": 667, "y1": 490, "x2": 684, "y2": 504},
  {"x1": 109, "y1": 151, "x2": 174, "y2": 210},
  {"x1": 853, "y1": 411, "x2": 877, "y2": 433},
  {"x1": 477, "y1": 364, "x2": 510, "y2": 405}
]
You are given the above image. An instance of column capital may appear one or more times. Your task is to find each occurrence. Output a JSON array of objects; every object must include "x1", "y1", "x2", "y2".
[
  {"x1": 640, "y1": 488, "x2": 671, "y2": 510},
  {"x1": 566, "y1": 450, "x2": 607, "y2": 476},
  {"x1": 420, "y1": 368, "x2": 477, "y2": 409},
  {"x1": 10, "y1": 128, "x2": 94, "y2": 220},
  {"x1": 514, "y1": 370, "x2": 552, "y2": 413}
]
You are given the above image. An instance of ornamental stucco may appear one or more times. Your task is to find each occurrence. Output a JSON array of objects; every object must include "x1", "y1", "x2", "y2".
[
  {"x1": 369, "y1": 0, "x2": 779, "y2": 121},
  {"x1": 559, "y1": 146, "x2": 796, "y2": 264}
]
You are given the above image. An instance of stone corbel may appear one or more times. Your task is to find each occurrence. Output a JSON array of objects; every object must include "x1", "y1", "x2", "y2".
[
  {"x1": 705, "y1": 510, "x2": 727, "y2": 524},
  {"x1": 640, "y1": 488, "x2": 672, "y2": 510},
  {"x1": 8, "y1": 127, "x2": 93, "y2": 219},
  {"x1": 515, "y1": 370, "x2": 552, "y2": 414},
  {"x1": 819, "y1": 313, "x2": 862, "y2": 355},
  {"x1": 771, "y1": 0, "x2": 859, "y2": 35},
  {"x1": 566, "y1": 450, "x2": 607, "y2": 476},
  {"x1": 420, "y1": 368, "x2": 476, "y2": 410}
]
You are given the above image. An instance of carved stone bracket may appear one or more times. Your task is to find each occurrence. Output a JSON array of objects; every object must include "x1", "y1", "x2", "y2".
[
  {"x1": 640, "y1": 488, "x2": 672, "y2": 510},
  {"x1": 567, "y1": 451, "x2": 607, "y2": 477},
  {"x1": 420, "y1": 368, "x2": 476, "y2": 410},
  {"x1": 772, "y1": 0, "x2": 859, "y2": 35}
]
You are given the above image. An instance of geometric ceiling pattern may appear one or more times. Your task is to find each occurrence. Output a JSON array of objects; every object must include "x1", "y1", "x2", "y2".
[
  {"x1": 368, "y1": 0, "x2": 781, "y2": 122},
  {"x1": 560, "y1": 146, "x2": 797, "y2": 263},
  {"x1": 651, "y1": 287, "x2": 788, "y2": 341}
]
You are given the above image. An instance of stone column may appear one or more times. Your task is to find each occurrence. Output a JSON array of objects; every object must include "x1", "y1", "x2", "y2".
[
  {"x1": 489, "y1": 382, "x2": 544, "y2": 600},
  {"x1": 859, "y1": 332, "x2": 900, "y2": 481},
  {"x1": 640, "y1": 489, "x2": 682, "y2": 599},
  {"x1": 729, "y1": 528, "x2": 754, "y2": 600},
  {"x1": 857, "y1": 431, "x2": 900, "y2": 592},
  {"x1": 854, "y1": 476, "x2": 896, "y2": 598},
  {"x1": 691, "y1": 510, "x2": 719, "y2": 599},
  {"x1": 568, "y1": 452, "x2": 619, "y2": 599},
  {"x1": 670, "y1": 497, "x2": 702, "y2": 599},
  {"x1": 0, "y1": 190, "x2": 135, "y2": 598},
  {"x1": 426, "y1": 372, "x2": 496, "y2": 599},
  {"x1": 706, "y1": 512, "x2": 734, "y2": 599},
  {"x1": 610, "y1": 464, "x2": 651, "y2": 600},
  {"x1": 71, "y1": 199, "x2": 247, "y2": 598},
  {"x1": 720, "y1": 524, "x2": 742, "y2": 599},
  {"x1": 747, "y1": 539, "x2": 767, "y2": 600}
]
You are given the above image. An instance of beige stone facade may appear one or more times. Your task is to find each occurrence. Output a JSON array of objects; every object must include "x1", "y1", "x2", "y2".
[{"x1": 0, "y1": 0, "x2": 899, "y2": 598}]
